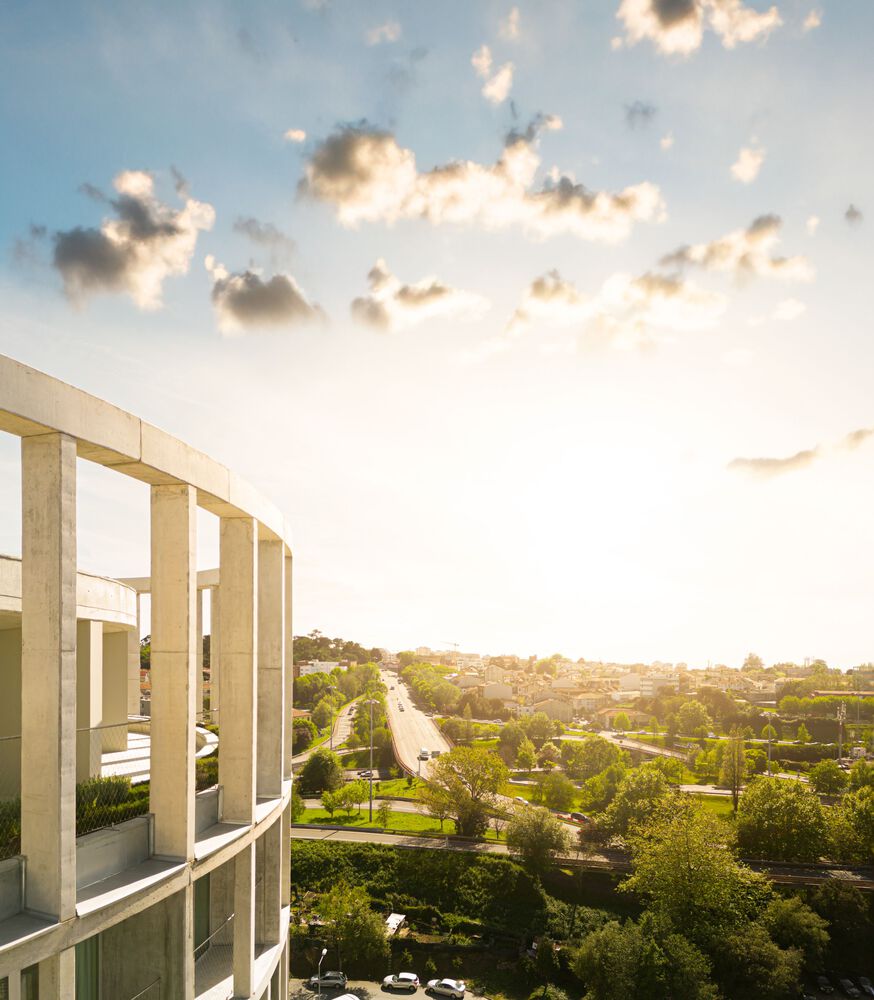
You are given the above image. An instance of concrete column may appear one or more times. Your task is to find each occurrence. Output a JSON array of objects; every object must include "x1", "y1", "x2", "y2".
[
  {"x1": 257, "y1": 537, "x2": 284, "y2": 798},
  {"x1": 210, "y1": 586, "x2": 221, "y2": 724},
  {"x1": 181, "y1": 882, "x2": 196, "y2": 999},
  {"x1": 150, "y1": 484, "x2": 197, "y2": 861},
  {"x1": 127, "y1": 594, "x2": 141, "y2": 717},
  {"x1": 258, "y1": 819, "x2": 282, "y2": 946},
  {"x1": 102, "y1": 629, "x2": 129, "y2": 752},
  {"x1": 37, "y1": 949, "x2": 75, "y2": 999},
  {"x1": 196, "y1": 587, "x2": 204, "y2": 722},
  {"x1": 218, "y1": 517, "x2": 257, "y2": 824},
  {"x1": 283, "y1": 552, "x2": 293, "y2": 781},
  {"x1": 233, "y1": 842, "x2": 255, "y2": 998},
  {"x1": 20, "y1": 432, "x2": 77, "y2": 925},
  {"x1": 281, "y1": 800, "x2": 291, "y2": 908},
  {"x1": 76, "y1": 620, "x2": 104, "y2": 781}
]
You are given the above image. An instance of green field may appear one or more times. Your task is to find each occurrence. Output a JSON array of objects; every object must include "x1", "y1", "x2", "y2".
[{"x1": 297, "y1": 806, "x2": 507, "y2": 841}]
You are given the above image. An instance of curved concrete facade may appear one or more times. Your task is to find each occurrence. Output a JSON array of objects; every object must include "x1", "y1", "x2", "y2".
[{"x1": 0, "y1": 355, "x2": 293, "y2": 1000}]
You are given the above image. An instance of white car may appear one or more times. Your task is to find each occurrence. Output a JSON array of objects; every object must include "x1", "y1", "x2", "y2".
[
  {"x1": 427, "y1": 980, "x2": 465, "y2": 999},
  {"x1": 383, "y1": 973, "x2": 420, "y2": 992}
]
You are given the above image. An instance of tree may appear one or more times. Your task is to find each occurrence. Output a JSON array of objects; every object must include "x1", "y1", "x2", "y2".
[
  {"x1": 560, "y1": 736, "x2": 622, "y2": 780},
  {"x1": 346, "y1": 778, "x2": 368, "y2": 814},
  {"x1": 498, "y1": 721, "x2": 526, "y2": 763},
  {"x1": 506, "y1": 805, "x2": 570, "y2": 874},
  {"x1": 719, "y1": 728, "x2": 747, "y2": 812},
  {"x1": 761, "y1": 723, "x2": 777, "y2": 742},
  {"x1": 292, "y1": 717, "x2": 318, "y2": 754},
  {"x1": 759, "y1": 896, "x2": 829, "y2": 971},
  {"x1": 427, "y1": 744, "x2": 509, "y2": 837},
  {"x1": 582, "y1": 762, "x2": 627, "y2": 811},
  {"x1": 491, "y1": 805, "x2": 511, "y2": 840},
  {"x1": 735, "y1": 777, "x2": 828, "y2": 862},
  {"x1": 612, "y1": 712, "x2": 631, "y2": 732},
  {"x1": 515, "y1": 737, "x2": 537, "y2": 771},
  {"x1": 711, "y1": 923, "x2": 803, "y2": 1000},
  {"x1": 541, "y1": 771, "x2": 577, "y2": 812},
  {"x1": 796, "y1": 723, "x2": 811, "y2": 744},
  {"x1": 602, "y1": 766, "x2": 672, "y2": 837},
  {"x1": 526, "y1": 712, "x2": 553, "y2": 748},
  {"x1": 300, "y1": 747, "x2": 344, "y2": 794},
  {"x1": 376, "y1": 800, "x2": 392, "y2": 829},
  {"x1": 418, "y1": 782, "x2": 454, "y2": 831},
  {"x1": 677, "y1": 700, "x2": 712, "y2": 735},
  {"x1": 742, "y1": 653, "x2": 765, "y2": 672},
  {"x1": 809, "y1": 758, "x2": 848, "y2": 795},
  {"x1": 622, "y1": 797, "x2": 772, "y2": 944},
  {"x1": 318, "y1": 881, "x2": 390, "y2": 976},
  {"x1": 829, "y1": 786, "x2": 874, "y2": 862},
  {"x1": 321, "y1": 789, "x2": 338, "y2": 817},
  {"x1": 291, "y1": 783, "x2": 305, "y2": 822},
  {"x1": 312, "y1": 698, "x2": 334, "y2": 732},
  {"x1": 810, "y1": 881, "x2": 874, "y2": 967},
  {"x1": 537, "y1": 741, "x2": 561, "y2": 769},
  {"x1": 848, "y1": 759, "x2": 874, "y2": 791}
]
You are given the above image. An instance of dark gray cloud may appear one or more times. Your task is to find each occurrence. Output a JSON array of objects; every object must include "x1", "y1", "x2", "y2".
[
  {"x1": 845, "y1": 204, "x2": 863, "y2": 226},
  {"x1": 206, "y1": 257, "x2": 324, "y2": 333},
  {"x1": 625, "y1": 100, "x2": 658, "y2": 128},
  {"x1": 233, "y1": 216, "x2": 295, "y2": 260},
  {"x1": 52, "y1": 170, "x2": 214, "y2": 308}
]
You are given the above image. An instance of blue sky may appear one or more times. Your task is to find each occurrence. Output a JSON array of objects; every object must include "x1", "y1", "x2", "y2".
[{"x1": 1, "y1": 0, "x2": 872, "y2": 667}]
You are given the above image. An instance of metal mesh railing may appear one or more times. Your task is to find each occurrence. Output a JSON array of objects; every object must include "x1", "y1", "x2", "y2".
[
  {"x1": 128, "y1": 979, "x2": 161, "y2": 999},
  {"x1": 194, "y1": 912, "x2": 235, "y2": 999}
]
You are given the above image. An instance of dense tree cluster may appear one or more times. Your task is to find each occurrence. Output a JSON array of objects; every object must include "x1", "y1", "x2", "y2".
[{"x1": 292, "y1": 629, "x2": 381, "y2": 666}]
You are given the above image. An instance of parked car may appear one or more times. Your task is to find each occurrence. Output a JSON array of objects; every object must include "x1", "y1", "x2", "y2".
[
  {"x1": 357, "y1": 769, "x2": 373, "y2": 778},
  {"x1": 570, "y1": 812, "x2": 590, "y2": 823},
  {"x1": 514, "y1": 796, "x2": 528, "y2": 805},
  {"x1": 858, "y1": 977, "x2": 874, "y2": 997},
  {"x1": 308, "y1": 972, "x2": 348, "y2": 990},
  {"x1": 840, "y1": 980, "x2": 861, "y2": 998},
  {"x1": 383, "y1": 973, "x2": 420, "y2": 992},
  {"x1": 426, "y1": 979, "x2": 466, "y2": 999},
  {"x1": 818, "y1": 976, "x2": 835, "y2": 994}
]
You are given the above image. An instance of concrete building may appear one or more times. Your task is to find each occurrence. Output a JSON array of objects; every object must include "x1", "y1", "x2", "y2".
[
  {"x1": 0, "y1": 355, "x2": 292, "y2": 1000},
  {"x1": 297, "y1": 661, "x2": 341, "y2": 677},
  {"x1": 482, "y1": 681, "x2": 513, "y2": 702}
]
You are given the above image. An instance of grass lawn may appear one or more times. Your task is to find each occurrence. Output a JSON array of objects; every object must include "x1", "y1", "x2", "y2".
[
  {"x1": 503, "y1": 781, "x2": 539, "y2": 802},
  {"x1": 697, "y1": 794, "x2": 736, "y2": 819},
  {"x1": 297, "y1": 807, "x2": 508, "y2": 842},
  {"x1": 373, "y1": 777, "x2": 422, "y2": 799}
]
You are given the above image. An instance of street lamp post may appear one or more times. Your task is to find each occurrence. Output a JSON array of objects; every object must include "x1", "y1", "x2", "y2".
[{"x1": 317, "y1": 946, "x2": 327, "y2": 1000}]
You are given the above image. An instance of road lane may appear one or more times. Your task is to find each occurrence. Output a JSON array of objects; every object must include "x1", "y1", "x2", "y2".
[{"x1": 380, "y1": 669, "x2": 451, "y2": 779}]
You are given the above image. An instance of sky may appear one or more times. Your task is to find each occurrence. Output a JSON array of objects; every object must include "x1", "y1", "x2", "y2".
[{"x1": 0, "y1": 0, "x2": 872, "y2": 669}]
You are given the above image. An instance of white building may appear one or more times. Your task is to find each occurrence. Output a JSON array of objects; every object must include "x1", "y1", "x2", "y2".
[
  {"x1": 298, "y1": 660, "x2": 340, "y2": 676},
  {"x1": 0, "y1": 355, "x2": 292, "y2": 1000}
]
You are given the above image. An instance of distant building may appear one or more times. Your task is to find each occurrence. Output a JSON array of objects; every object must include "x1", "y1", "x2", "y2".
[
  {"x1": 530, "y1": 697, "x2": 574, "y2": 723},
  {"x1": 483, "y1": 681, "x2": 513, "y2": 701},
  {"x1": 298, "y1": 660, "x2": 341, "y2": 676}
]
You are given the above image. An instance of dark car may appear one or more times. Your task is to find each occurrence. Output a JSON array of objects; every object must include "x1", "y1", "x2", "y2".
[
  {"x1": 840, "y1": 980, "x2": 861, "y2": 998},
  {"x1": 818, "y1": 976, "x2": 835, "y2": 994},
  {"x1": 570, "y1": 812, "x2": 590, "y2": 823},
  {"x1": 858, "y1": 977, "x2": 874, "y2": 998},
  {"x1": 308, "y1": 972, "x2": 348, "y2": 990}
]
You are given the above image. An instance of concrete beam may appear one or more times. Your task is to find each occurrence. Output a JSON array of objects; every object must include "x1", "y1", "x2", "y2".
[
  {"x1": 218, "y1": 518, "x2": 257, "y2": 824},
  {"x1": 150, "y1": 484, "x2": 197, "y2": 861},
  {"x1": 20, "y1": 432, "x2": 77, "y2": 923},
  {"x1": 102, "y1": 629, "x2": 129, "y2": 752},
  {"x1": 283, "y1": 553, "x2": 293, "y2": 781},
  {"x1": 75, "y1": 620, "x2": 103, "y2": 781},
  {"x1": 210, "y1": 586, "x2": 221, "y2": 724}
]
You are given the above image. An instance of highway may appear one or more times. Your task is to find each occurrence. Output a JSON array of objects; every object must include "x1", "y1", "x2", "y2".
[
  {"x1": 380, "y1": 668, "x2": 452, "y2": 779},
  {"x1": 291, "y1": 698, "x2": 358, "y2": 768},
  {"x1": 291, "y1": 825, "x2": 874, "y2": 889}
]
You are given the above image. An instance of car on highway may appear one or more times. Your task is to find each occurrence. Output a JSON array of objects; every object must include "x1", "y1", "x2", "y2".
[
  {"x1": 418, "y1": 748, "x2": 430, "y2": 760},
  {"x1": 426, "y1": 979, "x2": 465, "y2": 999},
  {"x1": 570, "y1": 812, "x2": 590, "y2": 824},
  {"x1": 399, "y1": 705, "x2": 405, "y2": 711},
  {"x1": 307, "y1": 971, "x2": 348, "y2": 990},
  {"x1": 818, "y1": 976, "x2": 835, "y2": 994},
  {"x1": 840, "y1": 980, "x2": 861, "y2": 998},
  {"x1": 357, "y1": 769, "x2": 373, "y2": 778},
  {"x1": 383, "y1": 973, "x2": 420, "y2": 992},
  {"x1": 431, "y1": 749, "x2": 442, "y2": 758}
]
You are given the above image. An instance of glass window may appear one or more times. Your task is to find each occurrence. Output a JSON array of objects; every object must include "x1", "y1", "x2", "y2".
[
  {"x1": 21, "y1": 965, "x2": 38, "y2": 1000},
  {"x1": 75, "y1": 936, "x2": 100, "y2": 1000},
  {"x1": 194, "y1": 873, "x2": 211, "y2": 958}
]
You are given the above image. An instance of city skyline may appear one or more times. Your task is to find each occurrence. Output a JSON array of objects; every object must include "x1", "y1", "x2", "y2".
[{"x1": 1, "y1": 1, "x2": 873, "y2": 668}]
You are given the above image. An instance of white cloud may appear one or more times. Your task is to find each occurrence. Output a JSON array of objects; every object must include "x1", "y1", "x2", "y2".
[
  {"x1": 802, "y1": 9, "x2": 821, "y2": 31},
  {"x1": 300, "y1": 122, "x2": 666, "y2": 243},
  {"x1": 350, "y1": 259, "x2": 489, "y2": 332},
  {"x1": 284, "y1": 128, "x2": 307, "y2": 143},
  {"x1": 499, "y1": 6, "x2": 521, "y2": 40},
  {"x1": 52, "y1": 169, "x2": 214, "y2": 309},
  {"x1": 507, "y1": 268, "x2": 727, "y2": 347},
  {"x1": 472, "y1": 44, "x2": 515, "y2": 104},
  {"x1": 773, "y1": 298, "x2": 806, "y2": 321},
  {"x1": 729, "y1": 428, "x2": 874, "y2": 478},
  {"x1": 806, "y1": 215, "x2": 820, "y2": 235},
  {"x1": 616, "y1": 0, "x2": 781, "y2": 56},
  {"x1": 205, "y1": 255, "x2": 324, "y2": 334},
  {"x1": 366, "y1": 20, "x2": 401, "y2": 46},
  {"x1": 661, "y1": 214, "x2": 813, "y2": 282},
  {"x1": 730, "y1": 145, "x2": 765, "y2": 183},
  {"x1": 660, "y1": 131, "x2": 675, "y2": 150},
  {"x1": 611, "y1": 35, "x2": 626, "y2": 50}
]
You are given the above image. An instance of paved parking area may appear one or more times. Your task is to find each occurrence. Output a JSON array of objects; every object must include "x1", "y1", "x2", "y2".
[{"x1": 290, "y1": 980, "x2": 489, "y2": 1000}]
